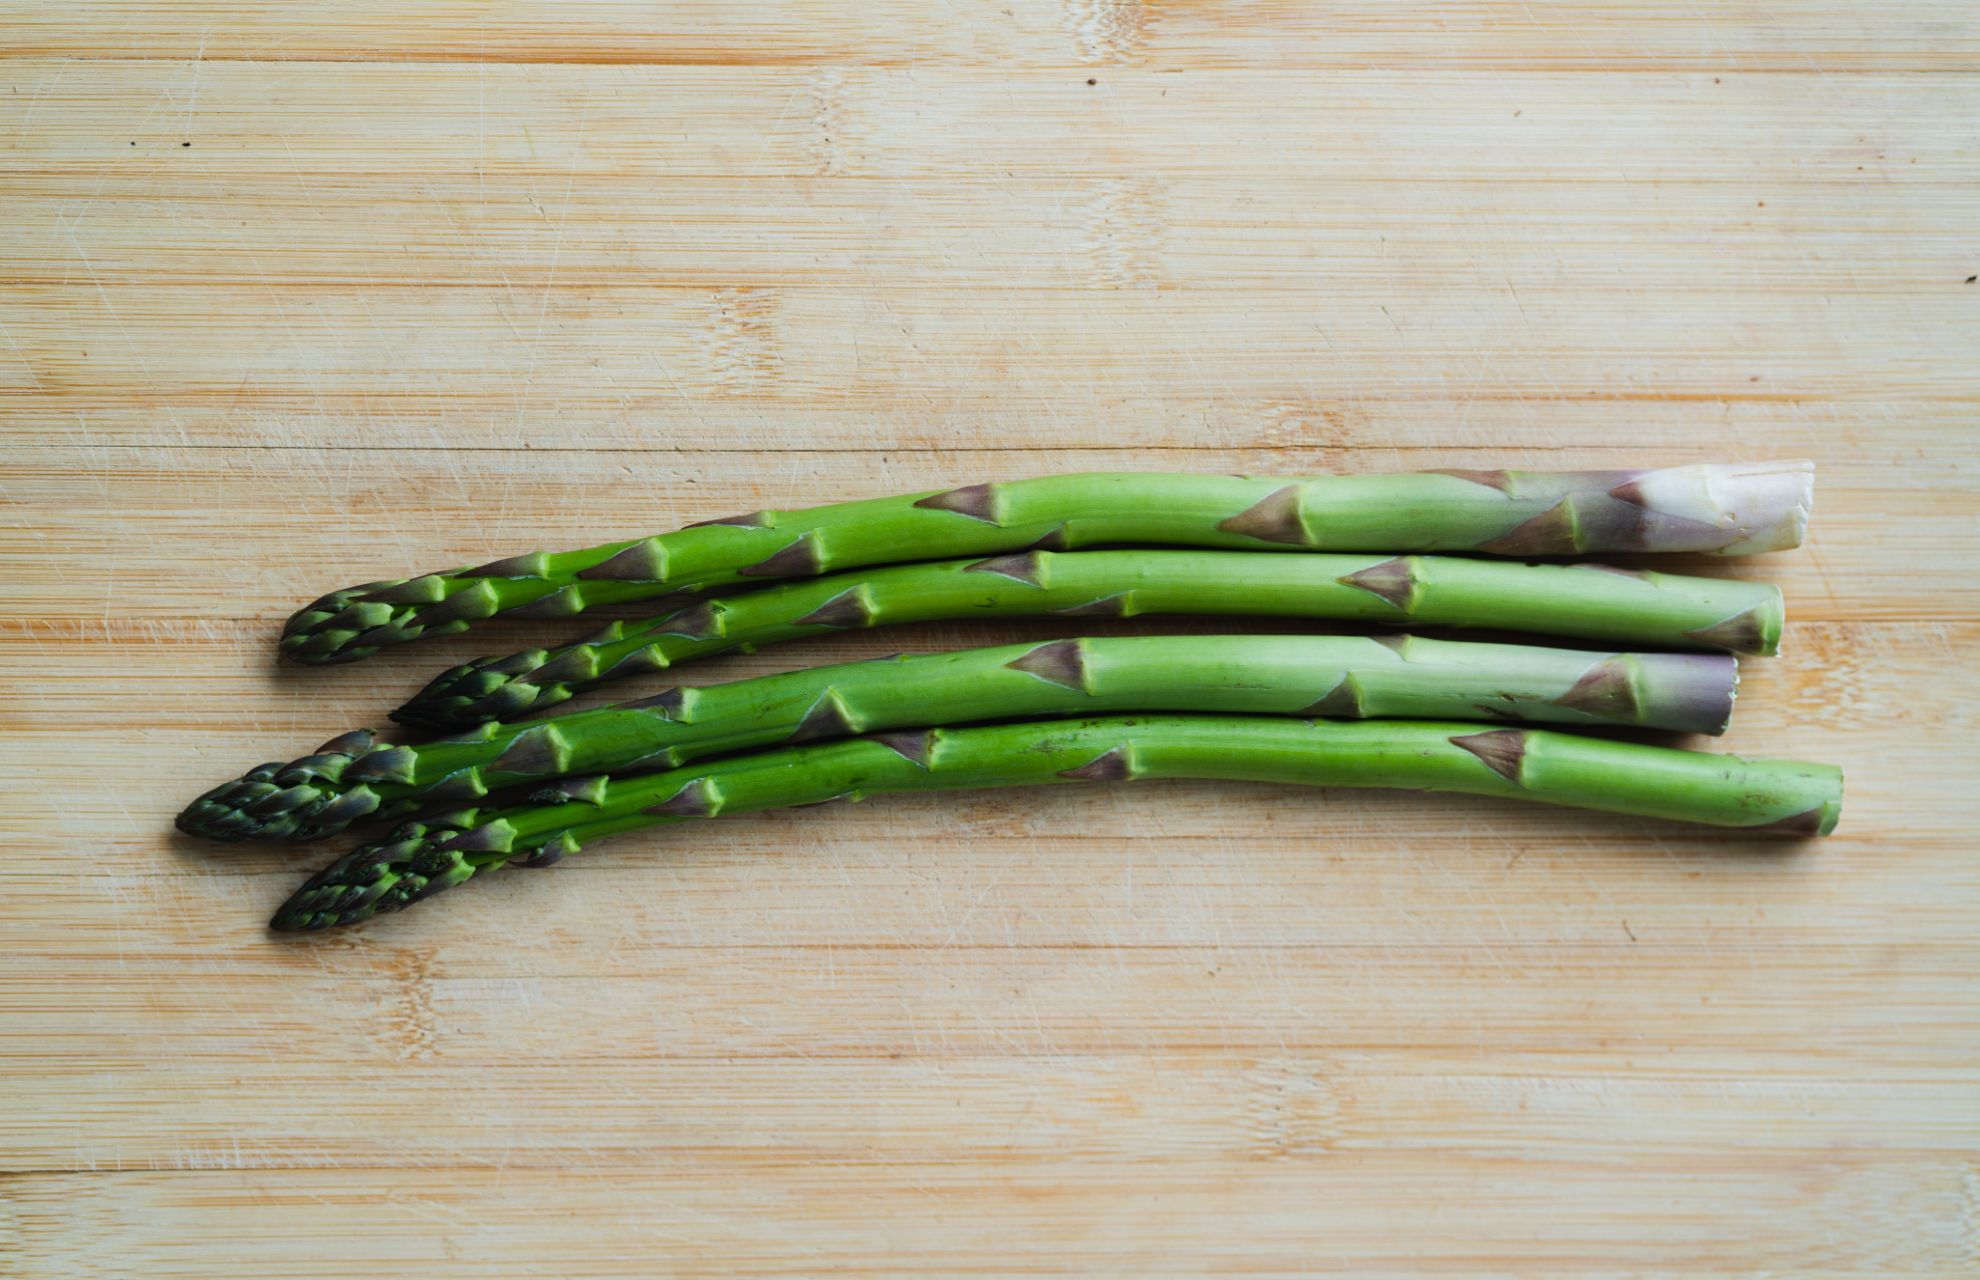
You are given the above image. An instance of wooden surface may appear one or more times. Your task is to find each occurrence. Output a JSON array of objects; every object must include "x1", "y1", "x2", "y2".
[{"x1": 3, "y1": 4, "x2": 1978, "y2": 1275}]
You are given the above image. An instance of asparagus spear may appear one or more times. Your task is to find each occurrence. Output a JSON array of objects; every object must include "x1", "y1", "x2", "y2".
[
  {"x1": 394, "y1": 550, "x2": 1783, "y2": 730},
  {"x1": 181, "y1": 634, "x2": 1738, "y2": 843},
  {"x1": 282, "y1": 463, "x2": 1813, "y2": 664},
  {"x1": 271, "y1": 714, "x2": 1844, "y2": 932}
]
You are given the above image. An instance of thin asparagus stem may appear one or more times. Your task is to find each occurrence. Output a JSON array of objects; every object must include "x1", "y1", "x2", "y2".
[
  {"x1": 394, "y1": 550, "x2": 1783, "y2": 730},
  {"x1": 180, "y1": 634, "x2": 1739, "y2": 843},
  {"x1": 272, "y1": 715, "x2": 1843, "y2": 932},
  {"x1": 282, "y1": 463, "x2": 1813, "y2": 664}
]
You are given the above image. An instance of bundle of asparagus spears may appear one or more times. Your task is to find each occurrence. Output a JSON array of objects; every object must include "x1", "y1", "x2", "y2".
[{"x1": 173, "y1": 464, "x2": 1842, "y2": 933}]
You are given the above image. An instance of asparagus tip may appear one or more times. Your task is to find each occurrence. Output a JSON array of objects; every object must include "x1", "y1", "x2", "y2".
[{"x1": 269, "y1": 825, "x2": 485, "y2": 933}]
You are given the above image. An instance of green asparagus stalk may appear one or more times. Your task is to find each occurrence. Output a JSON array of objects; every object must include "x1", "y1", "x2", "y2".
[
  {"x1": 282, "y1": 463, "x2": 1813, "y2": 664},
  {"x1": 180, "y1": 634, "x2": 1739, "y2": 843},
  {"x1": 394, "y1": 550, "x2": 1783, "y2": 730},
  {"x1": 271, "y1": 714, "x2": 1844, "y2": 932}
]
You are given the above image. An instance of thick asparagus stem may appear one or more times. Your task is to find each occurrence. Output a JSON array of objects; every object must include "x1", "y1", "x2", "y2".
[
  {"x1": 394, "y1": 550, "x2": 1783, "y2": 730},
  {"x1": 271, "y1": 715, "x2": 1844, "y2": 932},
  {"x1": 181, "y1": 634, "x2": 1738, "y2": 842},
  {"x1": 282, "y1": 463, "x2": 1813, "y2": 663}
]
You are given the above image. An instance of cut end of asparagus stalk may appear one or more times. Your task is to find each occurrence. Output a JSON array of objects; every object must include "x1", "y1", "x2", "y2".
[
  {"x1": 1647, "y1": 653, "x2": 1739, "y2": 736},
  {"x1": 1620, "y1": 460, "x2": 1814, "y2": 556},
  {"x1": 1539, "y1": 652, "x2": 1739, "y2": 736},
  {"x1": 1679, "y1": 588, "x2": 1785, "y2": 657},
  {"x1": 1723, "y1": 459, "x2": 1816, "y2": 554}
]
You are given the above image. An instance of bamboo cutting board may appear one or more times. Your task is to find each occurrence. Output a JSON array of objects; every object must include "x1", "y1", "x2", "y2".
[{"x1": 4, "y1": 5, "x2": 1979, "y2": 1276}]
